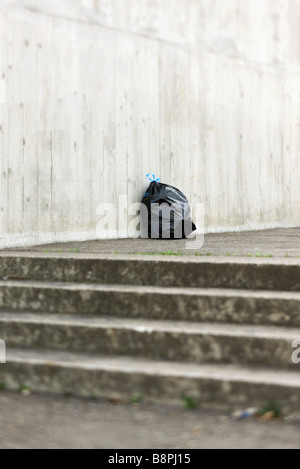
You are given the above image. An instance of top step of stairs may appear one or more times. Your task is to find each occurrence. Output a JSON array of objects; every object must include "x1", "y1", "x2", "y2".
[{"x1": 0, "y1": 252, "x2": 300, "y2": 291}]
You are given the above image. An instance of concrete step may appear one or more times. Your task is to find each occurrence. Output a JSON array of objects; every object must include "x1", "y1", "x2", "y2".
[
  {"x1": 0, "y1": 280, "x2": 300, "y2": 326},
  {"x1": 0, "y1": 313, "x2": 299, "y2": 369},
  {"x1": 1, "y1": 252, "x2": 300, "y2": 291},
  {"x1": 1, "y1": 348, "x2": 300, "y2": 413},
  {"x1": 1, "y1": 252, "x2": 300, "y2": 411}
]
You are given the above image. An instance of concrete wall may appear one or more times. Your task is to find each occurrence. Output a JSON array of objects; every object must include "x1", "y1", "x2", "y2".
[{"x1": 1, "y1": 0, "x2": 300, "y2": 248}]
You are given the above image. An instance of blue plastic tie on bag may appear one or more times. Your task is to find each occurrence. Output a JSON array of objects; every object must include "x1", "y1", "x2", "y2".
[{"x1": 146, "y1": 173, "x2": 160, "y2": 183}]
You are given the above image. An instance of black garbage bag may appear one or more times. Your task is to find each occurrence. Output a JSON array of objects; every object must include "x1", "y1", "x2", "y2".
[{"x1": 141, "y1": 174, "x2": 197, "y2": 239}]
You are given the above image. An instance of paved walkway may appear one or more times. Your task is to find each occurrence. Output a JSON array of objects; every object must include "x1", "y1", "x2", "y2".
[
  {"x1": 6, "y1": 228, "x2": 300, "y2": 258},
  {"x1": 0, "y1": 392, "x2": 298, "y2": 449}
]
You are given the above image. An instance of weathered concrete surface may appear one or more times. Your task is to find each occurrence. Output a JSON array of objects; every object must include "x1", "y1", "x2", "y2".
[
  {"x1": 1, "y1": 233, "x2": 300, "y2": 413},
  {"x1": 1, "y1": 281, "x2": 300, "y2": 326},
  {"x1": 2, "y1": 349, "x2": 300, "y2": 415},
  {"x1": 6, "y1": 228, "x2": 300, "y2": 258},
  {"x1": 0, "y1": 313, "x2": 298, "y2": 369},
  {"x1": 3, "y1": 251, "x2": 300, "y2": 293},
  {"x1": 1, "y1": 2, "x2": 300, "y2": 248},
  {"x1": 0, "y1": 392, "x2": 299, "y2": 449}
]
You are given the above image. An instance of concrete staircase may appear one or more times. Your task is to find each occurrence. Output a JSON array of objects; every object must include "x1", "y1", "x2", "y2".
[{"x1": 0, "y1": 252, "x2": 300, "y2": 413}]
